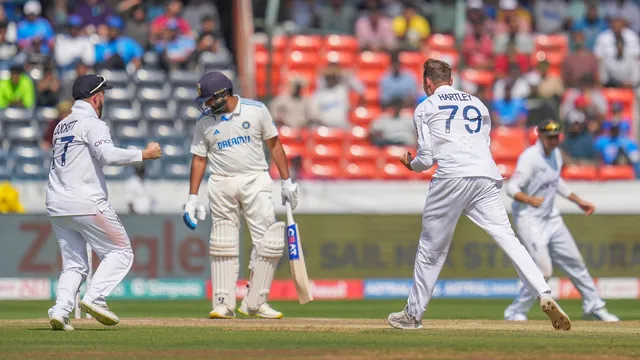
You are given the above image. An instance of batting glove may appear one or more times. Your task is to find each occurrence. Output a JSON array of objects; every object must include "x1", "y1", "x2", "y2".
[
  {"x1": 281, "y1": 178, "x2": 299, "y2": 210},
  {"x1": 182, "y1": 194, "x2": 206, "y2": 230}
]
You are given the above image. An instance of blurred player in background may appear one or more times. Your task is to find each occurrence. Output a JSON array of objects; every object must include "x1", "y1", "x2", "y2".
[
  {"x1": 388, "y1": 59, "x2": 571, "y2": 331},
  {"x1": 183, "y1": 71, "x2": 298, "y2": 319},
  {"x1": 46, "y1": 74, "x2": 162, "y2": 331},
  {"x1": 504, "y1": 120, "x2": 619, "y2": 322}
]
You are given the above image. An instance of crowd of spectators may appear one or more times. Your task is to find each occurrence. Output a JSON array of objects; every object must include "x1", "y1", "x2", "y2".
[{"x1": 274, "y1": 0, "x2": 640, "y2": 178}]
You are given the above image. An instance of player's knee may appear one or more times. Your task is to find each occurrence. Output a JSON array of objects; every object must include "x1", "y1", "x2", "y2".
[
  {"x1": 256, "y1": 221, "x2": 285, "y2": 258},
  {"x1": 210, "y1": 220, "x2": 240, "y2": 257}
]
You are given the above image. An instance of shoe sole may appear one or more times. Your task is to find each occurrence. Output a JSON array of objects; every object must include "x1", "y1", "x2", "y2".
[
  {"x1": 387, "y1": 315, "x2": 422, "y2": 330},
  {"x1": 50, "y1": 317, "x2": 73, "y2": 331},
  {"x1": 540, "y1": 296, "x2": 571, "y2": 331},
  {"x1": 79, "y1": 301, "x2": 119, "y2": 326},
  {"x1": 209, "y1": 311, "x2": 235, "y2": 319},
  {"x1": 237, "y1": 307, "x2": 283, "y2": 319}
]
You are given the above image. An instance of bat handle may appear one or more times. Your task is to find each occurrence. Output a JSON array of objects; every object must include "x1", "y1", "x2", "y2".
[{"x1": 285, "y1": 201, "x2": 294, "y2": 224}]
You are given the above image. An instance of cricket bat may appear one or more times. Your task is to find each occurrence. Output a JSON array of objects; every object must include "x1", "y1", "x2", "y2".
[{"x1": 285, "y1": 201, "x2": 313, "y2": 304}]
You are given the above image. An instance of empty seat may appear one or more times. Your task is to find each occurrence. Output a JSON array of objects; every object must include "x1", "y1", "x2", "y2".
[
  {"x1": 598, "y1": 165, "x2": 635, "y2": 181},
  {"x1": 107, "y1": 105, "x2": 141, "y2": 125},
  {"x1": 102, "y1": 165, "x2": 131, "y2": 180},
  {"x1": 10, "y1": 143, "x2": 41, "y2": 159},
  {"x1": 113, "y1": 123, "x2": 145, "y2": 140},
  {"x1": 278, "y1": 126, "x2": 308, "y2": 144},
  {"x1": 144, "y1": 105, "x2": 176, "y2": 124},
  {"x1": 137, "y1": 85, "x2": 172, "y2": 105},
  {"x1": 13, "y1": 162, "x2": 47, "y2": 180},
  {"x1": 163, "y1": 159, "x2": 190, "y2": 180},
  {"x1": 199, "y1": 51, "x2": 233, "y2": 69},
  {"x1": 324, "y1": 35, "x2": 359, "y2": 52},
  {"x1": 380, "y1": 162, "x2": 412, "y2": 180},
  {"x1": 308, "y1": 143, "x2": 342, "y2": 160},
  {"x1": 399, "y1": 51, "x2": 424, "y2": 70},
  {"x1": 561, "y1": 164, "x2": 597, "y2": 180},
  {"x1": 105, "y1": 87, "x2": 136, "y2": 102},
  {"x1": 461, "y1": 69, "x2": 495, "y2": 87},
  {"x1": 1, "y1": 107, "x2": 33, "y2": 123},
  {"x1": 290, "y1": 35, "x2": 324, "y2": 52},
  {"x1": 358, "y1": 51, "x2": 390, "y2": 69},
  {"x1": 6, "y1": 126, "x2": 38, "y2": 141},
  {"x1": 346, "y1": 144, "x2": 380, "y2": 161},
  {"x1": 143, "y1": 51, "x2": 161, "y2": 68},
  {"x1": 301, "y1": 160, "x2": 341, "y2": 180},
  {"x1": 169, "y1": 69, "x2": 201, "y2": 87},
  {"x1": 118, "y1": 138, "x2": 147, "y2": 150},
  {"x1": 133, "y1": 69, "x2": 167, "y2": 86},
  {"x1": 172, "y1": 86, "x2": 199, "y2": 102},
  {"x1": 282, "y1": 143, "x2": 305, "y2": 160},
  {"x1": 162, "y1": 142, "x2": 188, "y2": 160},
  {"x1": 324, "y1": 50, "x2": 356, "y2": 68},
  {"x1": 310, "y1": 126, "x2": 346, "y2": 145},
  {"x1": 349, "y1": 106, "x2": 382, "y2": 127},
  {"x1": 426, "y1": 34, "x2": 456, "y2": 50},
  {"x1": 148, "y1": 123, "x2": 183, "y2": 140},
  {"x1": 35, "y1": 107, "x2": 58, "y2": 123},
  {"x1": 382, "y1": 145, "x2": 414, "y2": 161},
  {"x1": 98, "y1": 69, "x2": 129, "y2": 87},
  {"x1": 342, "y1": 161, "x2": 378, "y2": 180},
  {"x1": 346, "y1": 126, "x2": 370, "y2": 145},
  {"x1": 490, "y1": 127, "x2": 527, "y2": 162}
]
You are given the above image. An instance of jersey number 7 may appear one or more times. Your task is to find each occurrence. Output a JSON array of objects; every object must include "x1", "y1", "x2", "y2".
[
  {"x1": 438, "y1": 105, "x2": 482, "y2": 134},
  {"x1": 52, "y1": 136, "x2": 75, "y2": 168}
]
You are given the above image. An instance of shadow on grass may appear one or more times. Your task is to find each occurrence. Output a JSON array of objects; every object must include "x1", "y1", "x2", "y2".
[{"x1": 28, "y1": 328, "x2": 112, "y2": 331}]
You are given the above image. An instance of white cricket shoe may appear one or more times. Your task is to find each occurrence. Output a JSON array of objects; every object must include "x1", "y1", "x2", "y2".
[
  {"x1": 540, "y1": 294, "x2": 571, "y2": 331},
  {"x1": 209, "y1": 305, "x2": 236, "y2": 319},
  {"x1": 79, "y1": 299, "x2": 119, "y2": 326},
  {"x1": 583, "y1": 308, "x2": 620, "y2": 322},
  {"x1": 49, "y1": 315, "x2": 74, "y2": 331},
  {"x1": 387, "y1": 307, "x2": 422, "y2": 330},
  {"x1": 238, "y1": 300, "x2": 283, "y2": 319},
  {"x1": 505, "y1": 313, "x2": 528, "y2": 321}
]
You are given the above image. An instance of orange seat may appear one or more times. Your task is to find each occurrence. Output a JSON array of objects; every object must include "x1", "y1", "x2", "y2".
[
  {"x1": 302, "y1": 160, "x2": 342, "y2": 180},
  {"x1": 598, "y1": 165, "x2": 635, "y2": 180},
  {"x1": 490, "y1": 127, "x2": 527, "y2": 162},
  {"x1": 399, "y1": 51, "x2": 424, "y2": 69},
  {"x1": 561, "y1": 165, "x2": 597, "y2": 181},
  {"x1": 325, "y1": 35, "x2": 359, "y2": 52},
  {"x1": 310, "y1": 126, "x2": 346, "y2": 145},
  {"x1": 278, "y1": 126, "x2": 308, "y2": 144},
  {"x1": 349, "y1": 106, "x2": 382, "y2": 127},
  {"x1": 283, "y1": 68, "x2": 317, "y2": 91},
  {"x1": 461, "y1": 69, "x2": 495, "y2": 87},
  {"x1": 345, "y1": 144, "x2": 379, "y2": 161},
  {"x1": 346, "y1": 126, "x2": 370, "y2": 146},
  {"x1": 286, "y1": 50, "x2": 318, "y2": 67},
  {"x1": 602, "y1": 88, "x2": 635, "y2": 119},
  {"x1": 426, "y1": 34, "x2": 456, "y2": 50},
  {"x1": 356, "y1": 87, "x2": 380, "y2": 106},
  {"x1": 282, "y1": 143, "x2": 306, "y2": 160},
  {"x1": 342, "y1": 160, "x2": 379, "y2": 180},
  {"x1": 534, "y1": 34, "x2": 568, "y2": 53},
  {"x1": 290, "y1": 35, "x2": 323, "y2": 52},
  {"x1": 497, "y1": 162, "x2": 517, "y2": 179},
  {"x1": 380, "y1": 162, "x2": 412, "y2": 180},
  {"x1": 531, "y1": 50, "x2": 565, "y2": 66},
  {"x1": 308, "y1": 144, "x2": 343, "y2": 161},
  {"x1": 356, "y1": 68, "x2": 387, "y2": 87},
  {"x1": 358, "y1": 51, "x2": 391, "y2": 69},
  {"x1": 255, "y1": 51, "x2": 284, "y2": 96},
  {"x1": 527, "y1": 126, "x2": 538, "y2": 145},
  {"x1": 324, "y1": 50, "x2": 357, "y2": 68},
  {"x1": 271, "y1": 35, "x2": 288, "y2": 53},
  {"x1": 425, "y1": 49, "x2": 460, "y2": 69},
  {"x1": 382, "y1": 145, "x2": 415, "y2": 161}
]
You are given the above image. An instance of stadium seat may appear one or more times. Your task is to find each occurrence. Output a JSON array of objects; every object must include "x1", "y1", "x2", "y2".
[
  {"x1": 12, "y1": 162, "x2": 47, "y2": 180},
  {"x1": 143, "y1": 158, "x2": 163, "y2": 180},
  {"x1": 137, "y1": 85, "x2": 172, "y2": 106},
  {"x1": 346, "y1": 126, "x2": 370, "y2": 146},
  {"x1": 345, "y1": 144, "x2": 380, "y2": 161},
  {"x1": 598, "y1": 165, "x2": 635, "y2": 181},
  {"x1": 286, "y1": 50, "x2": 318, "y2": 68},
  {"x1": 356, "y1": 67, "x2": 387, "y2": 87},
  {"x1": 105, "y1": 87, "x2": 136, "y2": 103},
  {"x1": 534, "y1": 34, "x2": 568, "y2": 53},
  {"x1": 426, "y1": 34, "x2": 456, "y2": 50},
  {"x1": 398, "y1": 51, "x2": 423, "y2": 70},
  {"x1": 301, "y1": 160, "x2": 342, "y2": 180},
  {"x1": 497, "y1": 162, "x2": 517, "y2": 179},
  {"x1": 324, "y1": 50, "x2": 356, "y2": 68},
  {"x1": 309, "y1": 126, "x2": 346, "y2": 146},
  {"x1": 308, "y1": 143, "x2": 343, "y2": 161},
  {"x1": 148, "y1": 123, "x2": 182, "y2": 140},
  {"x1": 531, "y1": 50, "x2": 565, "y2": 67},
  {"x1": 602, "y1": 88, "x2": 635, "y2": 119},
  {"x1": 382, "y1": 145, "x2": 415, "y2": 161},
  {"x1": 10, "y1": 143, "x2": 41, "y2": 160},
  {"x1": 200, "y1": 51, "x2": 233, "y2": 70},
  {"x1": 1, "y1": 107, "x2": 33, "y2": 124},
  {"x1": 271, "y1": 35, "x2": 288, "y2": 53},
  {"x1": 426, "y1": 49, "x2": 460, "y2": 69},
  {"x1": 169, "y1": 69, "x2": 201, "y2": 87},
  {"x1": 178, "y1": 103, "x2": 200, "y2": 121},
  {"x1": 172, "y1": 86, "x2": 199, "y2": 103},
  {"x1": 461, "y1": 69, "x2": 495, "y2": 87},
  {"x1": 527, "y1": 126, "x2": 538, "y2": 145},
  {"x1": 561, "y1": 164, "x2": 597, "y2": 181},
  {"x1": 142, "y1": 51, "x2": 161, "y2": 68},
  {"x1": 490, "y1": 127, "x2": 527, "y2": 162},
  {"x1": 162, "y1": 143, "x2": 189, "y2": 160},
  {"x1": 143, "y1": 104, "x2": 176, "y2": 123},
  {"x1": 133, "y1": 69, "x2": 166, "y2": 86},
  {"x1": 278, "y1": 126, "x2": 308, "y2": 144},
  {"x1": 107, "y1": 105, "x2": 141, "y2": 125},
  {"x1": 342, "y1": 160, "x2": 378, "y2": 180},
  {"x1": 349, "y1": 106, "x2": 382, "y2": 127},
  {"x1": 282, "y1": 143, "x2": 306, "y2": 160},
  {"x1": 102, "y1": 165, "x2": 132, "y2": 180},
  {"x1": 35, "y1": 107, "x2": 58, "y2": 123},
  {"x1": 163, "y1": 159, "x2": 190, "y2": 180},
  {"x1": 361, "y1": 87, "x2": 380, "y2": 106},
  {"x1": 358, "y1": 51, "x2": 391, "y2": 69},
  {"x1": 290, "y1": 35, "x2": 323, "y2": 52},
  {"x1": 380, "y1": 162, "x2": 412, "y2": 180},
  {"x1": 324, "y1": 35, "x2": 359, "y2": 52},
  {"x1": 6, "y1": 126, "x2": 38, "y2": 141},
  {"x1": 98, "y1": 69, "x2": 129, "y2": 87}
]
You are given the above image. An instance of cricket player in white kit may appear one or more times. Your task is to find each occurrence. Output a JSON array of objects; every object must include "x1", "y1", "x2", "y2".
[
  {"x1": 46, "y1": 74, "x2": 162, "y2": 331},
  {"x1": 504, "y1": 120, "x2": 619, "y2": 322},
  {"x1": 387, "y1": 59, "x2": 571, "y2": 331},
  {"x1": 183, "y1": 72, "x2": 299, "y2": 319}
]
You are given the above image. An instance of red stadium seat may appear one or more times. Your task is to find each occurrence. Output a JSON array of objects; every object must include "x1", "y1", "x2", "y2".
[
  {"x1": 399, "y1": 51, "x2": 423, "y2": 69},
  {"x1": 602, "y1": 88, "x2": 635, "y2": 120},
  {"x1": 461, "y1": 69, "x2": 495, "y2": 87},
  {"x1": 349, "y1": 106, "x2": 382, "y2": 127},
  {"x1": 342, "y1": 160, "x2": 379, "y2": 180},
  {"x1": 358, "y1": 51, "x2": 391, "y2": 69},
  {"x1": 308, "y1": 143, "x2": 343, "y2": 161},
  {"x1": 356, "y1": 87, "x2": 380, "y2": 107},
  {"x1": 286, "y1": 50, "x2": 318, "y2": 67},
  {"x1": 302, "y1": 160, "x2": 342, "y2": 180},
  {"x1": 380, "y1": 162, "x2": 413, "y2": 180},
  {"x1": 531, "y1": 50, "x2": 565, "y2": 67},
  {"x1": 497, "y1": 162, "x2": 517, "y2": 179},
  {"x1": 426, "y1": 49, "x2": 460, "y2": 69},
  {"x1": 356, "y1": 67, "x2": 387, "y2": 87},
  {"x1": 345, "y1": 144, "x2": 380, "y2": 161},
  {"x1": 561, "y1": 165, "x2": 597, "y2": 181},
  {"x1": 290, "y1": 35, "x2": 324, "y2": 52},
  {"x1": 598, "y1": 165, "x2": 635, "y2": 181},
  {"x1": 534, "y1": 34, "x2": 568, "y2": 53},
  {"x1": 324, "y1": 35, "x2": 359, "y2": 52},
  {"x1": 324, "y1": 50, "x2": 357, "y2": 68},
  {"x1": 346, "y1": 126, "x2": 370, "y2": 146},
  {"x1": 278, "y1": 126, "x2": 308, "y2": 144},
  {"x1": 382, "y1": 145, "x2": 415, "y2": 161},
  {"x1": 310, "y1": 126, "x2": 346, "y2": 145},
  {"x1": 490, "y1": 127, "x2": 527, "y2": 162},
  {"x1": 527, "y1": 127, "x2": 538, "y2": 145},
  {"x1": 255, "y1": 51, "x2": 284, "y2": 96},
  {"x1": 271, "y1": 35, "x2": 288, "y2": 53},
  {"x1": 282, "y1": 143, "x2": 306, "y2": 160},
  {"x1": 426, "y1": 34, "x2": 456, "y2": 50}
]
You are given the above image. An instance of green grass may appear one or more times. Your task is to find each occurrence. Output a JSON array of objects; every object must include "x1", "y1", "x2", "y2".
[{"x1": 0, "y1": 299, "x2": 639, "y2": 360}]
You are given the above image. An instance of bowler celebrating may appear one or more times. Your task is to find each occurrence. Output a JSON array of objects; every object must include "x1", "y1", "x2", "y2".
[
  {"x1": 183, "y1": 72, "x2": 298, "y2": 319},
  {"x1": 47, "y1": 74, "x2": 162, "y2": 331},
  {"x1": 387, "y1": 59, "x2": 571, "y2": 331},
  {"x1": 504, "y1": 120, "x2": 619, "y2": 322}
]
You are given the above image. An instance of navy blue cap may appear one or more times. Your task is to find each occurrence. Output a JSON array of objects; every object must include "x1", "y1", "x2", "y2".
[
  {"x1": 72, "y1": 74, "x2": 113, "y2": 100},
  {"x1": 68, "y1": 14, "x2": 83, "y2": 27},
  {"x1": 195, "y1": 71, "x2": 233, "y2": 103}
]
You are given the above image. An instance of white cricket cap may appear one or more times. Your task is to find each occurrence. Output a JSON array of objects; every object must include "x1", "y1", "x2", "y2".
[
  {"x1": 468, "y1": 0, "x2": 484, "y2": 9},
  {"x1": 24, "y1": 0, "x2": 42, "y2": 15},
  {"x1": 500, "y1": 0, "x2": 517, "y2": 10}
]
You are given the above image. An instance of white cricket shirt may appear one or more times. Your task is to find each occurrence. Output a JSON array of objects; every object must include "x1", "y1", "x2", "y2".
[
  {"x1": 414, "y1": 85, "x2": 502, "y2": 180},
  {"x1": 46, "y1": 101, "x2": 143, "y2": 216},
  {"x1": 507, "y1": 141, "x2": 572, "y2": 218},
  {"x1": 190, "y1": 96, "x2": 278, "y2": 176}
]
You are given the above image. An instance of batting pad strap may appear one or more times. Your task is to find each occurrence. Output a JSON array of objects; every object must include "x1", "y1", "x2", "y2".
[
  {"x1": 209, "y1": 220, "x2": 239, "y2": 257},
  {"x1": 256, "y1": 222, "x2": 285, "y2": 258}
]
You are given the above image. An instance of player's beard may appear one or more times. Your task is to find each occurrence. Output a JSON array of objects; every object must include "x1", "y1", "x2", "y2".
[{"x1": 97, "y1": 99, "x2": 104, "y2": 119}]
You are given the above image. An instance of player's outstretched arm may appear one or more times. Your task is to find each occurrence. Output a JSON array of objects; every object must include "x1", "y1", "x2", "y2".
[
  {"x1": 87, "y1": 122, "x2": 161, "y2": 166},
  {"x1": 266, "y1": 136, "x2": 299, "y2": 210},
  {"x1": 560, "y1": 180, "x2": 595, "y2": 216}
]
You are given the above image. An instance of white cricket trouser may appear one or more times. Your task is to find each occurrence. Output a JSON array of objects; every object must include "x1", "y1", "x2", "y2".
[
  {"x1": 49, "y1": 204, "x2": 134, "y2": 317},
  {"x1": 505, "y1": 214, "x2": 605, "y2": 317},
  {"x1": 208, "y1": 171, "x2": 276, "y2": 241},
  {"x1": 406, "y1": 177, "x2": 551, "y2": 321}
]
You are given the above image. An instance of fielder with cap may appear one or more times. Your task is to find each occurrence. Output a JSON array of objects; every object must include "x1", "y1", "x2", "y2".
[
  {"x1": 504, "y1": 120, "x2": 619, "y2": 322},
  {"x1": 46, "y1": 74, "x2": 162, "y2": 331},
  {"x1": 183, "y1": 71, "x2": 299, "y2": 319}
]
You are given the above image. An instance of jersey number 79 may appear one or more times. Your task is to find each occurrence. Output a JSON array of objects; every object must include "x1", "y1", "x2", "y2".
[{"x1": 438, "y1": 105, "x2": 482, "y2": 134}]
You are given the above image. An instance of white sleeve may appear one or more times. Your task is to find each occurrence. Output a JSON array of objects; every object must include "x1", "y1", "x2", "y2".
[
  {"x1": 260, "y1": 105, "x2": 279, "y2": 140},
  {"x1": 506, "y1": 152, "x2": 533, "y2": 198},
  {"x1": 85, "y1": 120, "x2": 143, "y2": 166},
  {"x1": 409, "y1": 108, "x2": 434, "y2": 172},
  {"x1": 556, "y1": 178, "x2": 572, "y2": 198},
  {"x1": 190, "y1": 121, "x2": 209, "y2": 157}
]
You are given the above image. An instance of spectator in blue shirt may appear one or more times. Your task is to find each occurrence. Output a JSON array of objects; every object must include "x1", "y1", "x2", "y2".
[
  {"x1": 491, "y1": 80, "x2": 527, "y2": 127},
  {"x1": 94, "y1": 16, "x2": 143, "y2": 70},
  {"x1": 379, "y1": 52, "x2": 417, "y2": 107},
  {"x1": 561, "y1": 109, "x2": 597, "y2": 164},
  {"x1": 16, "y1": 1, "x2": 54, "y2": 52},
  {"x1": 154, "y1": 18, "x2": 196, "y2": 71},
  {"x1": 571, "y1": 4, "x2": 608, "y2": 51},
  {"x1": 595, "y1": 113, "x2": 640, "y2": 178}
]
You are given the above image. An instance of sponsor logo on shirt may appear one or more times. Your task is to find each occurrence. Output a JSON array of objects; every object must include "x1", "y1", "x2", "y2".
[
  {"x1": 217, "y1": 136, "x2": 251, "y2": 150},
  {"x1": 94, "y1": 138, "x2": 113, "y2": 147}
]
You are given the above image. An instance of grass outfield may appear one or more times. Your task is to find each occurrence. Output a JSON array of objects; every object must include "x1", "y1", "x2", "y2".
[{"x1": 0, "y1": 299, "x2": 638, "y2": 360}]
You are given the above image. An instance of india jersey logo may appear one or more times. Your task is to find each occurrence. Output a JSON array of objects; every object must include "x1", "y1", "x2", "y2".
[{"x1": 242, "y1": 121, "x2": 250, "y2": 129}]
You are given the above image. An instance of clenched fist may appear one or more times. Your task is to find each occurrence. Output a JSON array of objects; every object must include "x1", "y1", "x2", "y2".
[{"x1": 142, "y1": 142, "x2": 162, "y2": 160}]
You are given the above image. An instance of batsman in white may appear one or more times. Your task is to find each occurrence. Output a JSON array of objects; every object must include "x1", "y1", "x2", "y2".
[
  {"x1": 183, "y1": 71, "x2": 299, "y2": 319},
  {"x1": 387, "y1": 59, "x2": 571, "y2": 331},
  {"x1": 504, "y1": 120, "x2": 619, "y2": 322},
  {"x1": 46, "y1": 74, "x2": 163, "y2": 331}
]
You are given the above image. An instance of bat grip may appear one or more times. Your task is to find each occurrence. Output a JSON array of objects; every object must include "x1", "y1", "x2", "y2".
[{"x1": 285, "y1": 201, "x2": 294, "y2": 224}]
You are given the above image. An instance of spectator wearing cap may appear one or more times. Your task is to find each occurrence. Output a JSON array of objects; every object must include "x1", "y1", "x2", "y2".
[
  {"x1": 563, "y1": 30, "x2": 599, "y2": 88},
  {"x1": 561, "y1": 109, "x2": 597, "y2": 165},
  {"x1": 124, "y1": 4, "x2": 150, "y2": 50},
  {"x1": 599, "y1": 38, "x2": 640, "y2": 89},
  {"x1": 355, "y1": 0, "x2": 396, "y2": 51},
  {"x1": 595, "y1": 117, "x2": 640, "y2": 177},
  {"x1": 154, "y1": 18, "x2": 196, "y2": 71},
  {"x1": 41, "y1": 100, "x2": 73, "y2": 151},
  {"x1": 318, "y1": 0, "x2": 357, "y2": 34},
  {"x1": 74, "y1": 0, "x2": 115, "y2": 31},
  {"x1": 16, "y1": 1, "x2": 54, "y2": 51},
  {"x1": 462, "y1": 13, "x2": 494, "y2": 70},
  {"x1": 269, "y1": 77, "x2": 311, "y2": 129},
  {"x1": 571, "y1": 4, "x2": 608, "y2": 51},
  {"x1": 492, "y1": 79, "x2": 528, "y2": 127},
  {"x1": 54, "y1": 15, "x2": 95, "y2": 73},
  {"x1": 533, "y1": 0, "x2": 570, "y2": 34},
  {"x1": 594, "y1": 13, "x2": 640, "y2": 59},
  {"x1": 150, "y1": 0, "x2": 192, "y2": 41},
  {"x1": 495, "y1": 0, "x2": 532, "y2": 35},
  {"x1": 393, "y1": 4, "x2": 430, "y2": 50},
  {"x1": 0, "y1": 65, "x2": 35, "y2": 109},
  {"x1": 0, "y1": 20, "x2": 24, "y2": 70},
  {"x1": 379, "y1": 52, "x2": 417, "y2": 108},
  {"x1": 370, "y1": 98, "x2": 416, "y2": 147},
  {"x1": 183, "y1": 0, "x2": 219, "y2": 34},
  {"x1": 94, "y1": 16, "x2": 143, "y2": 70},
  {"x1": 603, "y1": 0, "x2": 640, "y2": 33},
  {"x1": 431, "y1": 0, "x2": 456, "y2": 34},
  {"x1": 561, "y1": 74, "x2": 608, "y2": 122}
]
